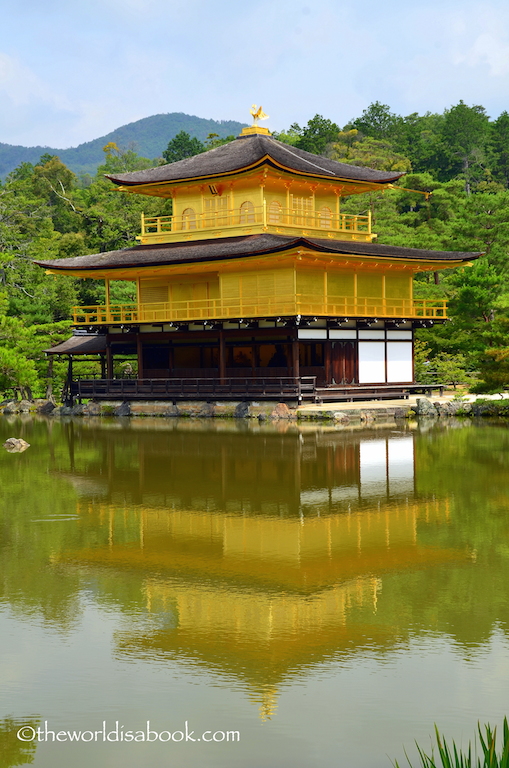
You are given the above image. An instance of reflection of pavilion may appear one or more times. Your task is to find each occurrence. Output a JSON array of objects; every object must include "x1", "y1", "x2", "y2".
[
  {"x1": 56, "y1": 425, "x2": 462, "y2": 717},
  {"x1": 60, "y1": 423, "x2": 419, "y2": 514}
]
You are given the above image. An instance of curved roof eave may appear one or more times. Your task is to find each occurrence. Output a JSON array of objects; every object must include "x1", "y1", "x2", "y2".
[
  {"x1": 109, "y1": 157, "x2": 403, "y2": 193},
  {"x1": 34, "y1": 234, "x2": 482, "y2": 275},
  {"x1": 105, "y1": 134, "x2": 405, "y2": 188}
]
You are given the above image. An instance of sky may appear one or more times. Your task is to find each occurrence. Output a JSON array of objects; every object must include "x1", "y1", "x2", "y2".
[{"x1": 1, "y1": 0, "x2": 509, "y2": 149}]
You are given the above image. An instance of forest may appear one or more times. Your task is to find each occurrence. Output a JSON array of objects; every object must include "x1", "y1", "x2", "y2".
[{"x1": 1, "y1": 100, "x2": 509, "y2": 399}]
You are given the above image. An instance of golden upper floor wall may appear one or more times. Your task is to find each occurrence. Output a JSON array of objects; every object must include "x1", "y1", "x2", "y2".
[
  {"x1": 139, "y1": 170, "x2": 374, "y2": 244},
  {"x1": 137, "y1": 263, "x2": 413, "y2": 308}
]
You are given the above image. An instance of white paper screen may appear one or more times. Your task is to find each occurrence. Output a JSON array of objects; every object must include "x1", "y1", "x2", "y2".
[
  {"x1": 358, "y1": 342, "x2": 386, "y2": 383},
  {"x1": 386, "y1": 342, "x2": 413, "y2": 382}
]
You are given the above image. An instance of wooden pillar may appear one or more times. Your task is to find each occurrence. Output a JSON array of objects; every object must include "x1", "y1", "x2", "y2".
[
  {"x1": 325, "y1": 340, "x2": 332, "y2": 385},
  {"x1": 64, "y1": 356, "x2": 74, "y2": 406},
  {"x1": 46, "y1": 355, "x2": 54, "y2": 400},
  {"x1": 68, "y1": 356, "x2": 73, "y2": 393},
  {"x1": 100, "y1": 354, "x2": 106, "y2": 379},
  {"x1": 136, "y1": 335, "x2": 143, "y2": 379},
  {"x1": 106, "y1": 341, "x2": 113, "y2": 379},
  {"x1": 292, "y1": 338, "x2": 300, "y2": 380},
  {"x1": 219, "y1": 330, "x2": 226, "y2": 382}
]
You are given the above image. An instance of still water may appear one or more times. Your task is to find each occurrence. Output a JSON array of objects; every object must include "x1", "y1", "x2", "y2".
[{"x1": 1, "y1": 416, "x2": 509, "y2": 767}]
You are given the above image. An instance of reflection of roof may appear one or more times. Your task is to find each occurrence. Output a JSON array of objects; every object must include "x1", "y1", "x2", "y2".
[
  {"x1": 61, "y1": 501, "x2": 463, "y2": 593},
  {"x1": 62, "y1": 541, "x2": 463, "y2": 592},
  {"x1": 45, "y1": 334, "x2": 106, "y2": 355},
  {"x1": 36, "y1": 234, "x2": 481, "y2": 273},
  {"x1": 115, "y1": 610, "x2": 397, "y2": 692},
  {"x1": 106, "y1": 134, "x2": 405, "y2": 186}
]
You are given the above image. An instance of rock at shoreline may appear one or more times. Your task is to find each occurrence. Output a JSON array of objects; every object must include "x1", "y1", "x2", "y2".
[
  {"x1": 37, "y1": 400, "x2": 56, "y2": 414},
  {"x1": 414, "y1": 398, "x2": 437, "y2": 417},
  {"x1": 270, "y1": 402, "x2": 296, "y2": 420},
  {"x1": 3, "y1": 437, "x2": 30, "y2": 452},
  {"x1": 114, "y1": 402, "x2": 131, "y2": 417}
]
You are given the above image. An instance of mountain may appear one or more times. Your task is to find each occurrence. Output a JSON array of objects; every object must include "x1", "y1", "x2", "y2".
[{"x1": 0, "y1": 113, "x2": 248, "y2": 179}]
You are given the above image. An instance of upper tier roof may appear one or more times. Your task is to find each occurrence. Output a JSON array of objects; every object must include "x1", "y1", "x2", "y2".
[
  {"x1": 106, "y1": 133, "x2": 405, "y2": 187},
  {"x1": 36, "y1": 234, "x2": 481, "y2": 273}
]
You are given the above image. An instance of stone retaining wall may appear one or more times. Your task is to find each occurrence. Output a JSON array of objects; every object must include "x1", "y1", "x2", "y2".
[
  {"x1": 0, "y1": 399, "x2": 297, "y2": 421},
  {"x1": 3, "y1": 396, "x2": 509, "y2": 422}
]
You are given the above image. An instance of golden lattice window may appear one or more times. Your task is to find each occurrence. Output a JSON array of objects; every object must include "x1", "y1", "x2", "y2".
[
  {"x1": 291, "y1": 196, "x2": 313, "y2": 225},
  {"x1": 268, "y1": 200, "x2": 282, "y2": 224},
  {"x1": 239, "y1": 200, "x2": 255, "y2": 224},
  {"x1": 182, "y1": 208, "x2": 197, "y2": 230},
  {"x1": 319, "y1": 206, "x2": 332, "y2": 229},
  {"x1": 204, "y1": 197, "x2": 228, "y2": 226}
]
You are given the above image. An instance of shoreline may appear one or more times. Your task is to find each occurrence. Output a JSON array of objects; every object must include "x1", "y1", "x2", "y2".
[{"x1": 3, "y1": 394, "x2": 509, "y2": 426}]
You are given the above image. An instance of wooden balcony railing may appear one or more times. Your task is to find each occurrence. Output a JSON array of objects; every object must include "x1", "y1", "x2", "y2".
[
  {"x1": 70, "y1": 376, "x2": 317, "y2": 402},
  {"x1": 139, "y1": 205, "x2": 373, "y2": 243},
  {"x1": 72, "y1": 295, "x2": 447, "y2": 325}
]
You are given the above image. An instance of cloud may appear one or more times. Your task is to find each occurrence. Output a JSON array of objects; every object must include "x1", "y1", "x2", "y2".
[{"x1": 0, "y1": 53, "x2": 50, "y2": 107}]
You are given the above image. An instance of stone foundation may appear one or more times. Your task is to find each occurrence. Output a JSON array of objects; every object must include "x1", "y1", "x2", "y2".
[
  {"x1": 42, "y1": 400, "x2": 299, "y2": 420},
  {"x1": 4, "y1": 396, "x2": 509, "y2": 423}
]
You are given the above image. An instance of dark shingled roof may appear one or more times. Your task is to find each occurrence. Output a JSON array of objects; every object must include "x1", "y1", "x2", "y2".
[
  {"x1": 45, "y1": 334, "x2": 107, "y2": 355},
  {"x1": 35, "y1": 234, "x2": 481, "y2": 273},
  {"x1": 106, "y1": 133, "x2": 405, "y2": 187}
]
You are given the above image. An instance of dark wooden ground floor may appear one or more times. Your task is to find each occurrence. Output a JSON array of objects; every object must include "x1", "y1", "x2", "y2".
[
  {"x1": 50, "y1": 320, "x2": 424, "y2": 403},
  {"x1": 95, "y1": 325, "x2": 414, "y2": 387}
]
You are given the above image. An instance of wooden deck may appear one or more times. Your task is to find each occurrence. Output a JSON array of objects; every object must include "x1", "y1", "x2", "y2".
[
  {"x1": 69, "y1": 377, "x2": 445, "y2": 405},
  {"x1": 314, "y1": 383, "x2": 446, "y2": 403},
  {"x1": 70, "y1": 376, "x2": 317, "y2": 402}
]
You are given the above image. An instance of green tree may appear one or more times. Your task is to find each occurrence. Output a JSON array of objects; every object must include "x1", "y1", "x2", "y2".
[
  {"x1": 271, "y1": 123, "x2": 302, "y2": 146},
  {"x1": 162, "y1": 131, "x2": 204, "y2": 163},
  {"x1": 448, "y1": 191, "x2": 509, "y2": 271},
  {"x1": 491, "y1": 111, "x2": 509, "y2": 187},
  {"x1": 350, "y1": 101, "x2": 401, "y2": 139},
  {"x1": 101, "y1": 142, "x2": 153, "y2": 174},
  {"x1": 441, "y1": 101, "x2": 491, "y2": 193},
  {"x1": 331, "y1": 133, "x2": 411, "y2": 171},
  {"x1": 449, "y1": 259, "x2": 500, "y2": 324},
  {"x1": 398, "y1": 112, "x2": 447, "y2": 177},
  {"x1": 294, "y1": 115, "x2": 340, "y2": 155},
  {"x1": 476, "y1": 346, "x2": 509, "y2": 391},
  {"x1": 204, "y1": 133, "x2": 235, "y2": 149}
]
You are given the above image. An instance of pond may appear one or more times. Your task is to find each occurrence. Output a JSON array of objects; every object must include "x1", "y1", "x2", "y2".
[{"x1": 1, "y1": 416, "x2": 509, "y2": 768}]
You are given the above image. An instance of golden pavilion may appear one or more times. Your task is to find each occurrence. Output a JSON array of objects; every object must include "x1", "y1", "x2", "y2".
[{"x1": 37, "y1": 113, "x2": 480, "y2": 403}]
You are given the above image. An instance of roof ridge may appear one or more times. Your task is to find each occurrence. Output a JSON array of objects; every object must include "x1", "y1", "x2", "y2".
[{"x1": 265, "y1": 137, "x2": 342, "y2": 177}]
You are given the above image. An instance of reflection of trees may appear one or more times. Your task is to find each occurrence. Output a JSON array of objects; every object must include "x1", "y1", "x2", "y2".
[
  {"x1": 0, "y1": 716, "x2": 40, "y2": 767},
  {"x1": 0, "y1": 418, "x2": 101, "y2": 630}
]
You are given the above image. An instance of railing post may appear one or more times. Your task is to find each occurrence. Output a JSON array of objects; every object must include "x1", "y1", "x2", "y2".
[
  {"x1": 262, "y1": 198, "x2": 267, "y2": 230},
  {"x1": 368, "y1": 209, "x2": 372, "y2": 234},
  {"x1": 141, "y1": 212, "x2": 145, "y2": 237}
]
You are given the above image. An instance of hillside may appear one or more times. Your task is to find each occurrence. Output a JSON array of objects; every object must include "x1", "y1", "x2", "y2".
[{"x1": 0, "y1": 112, "x2": 247, "y2": 178}]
